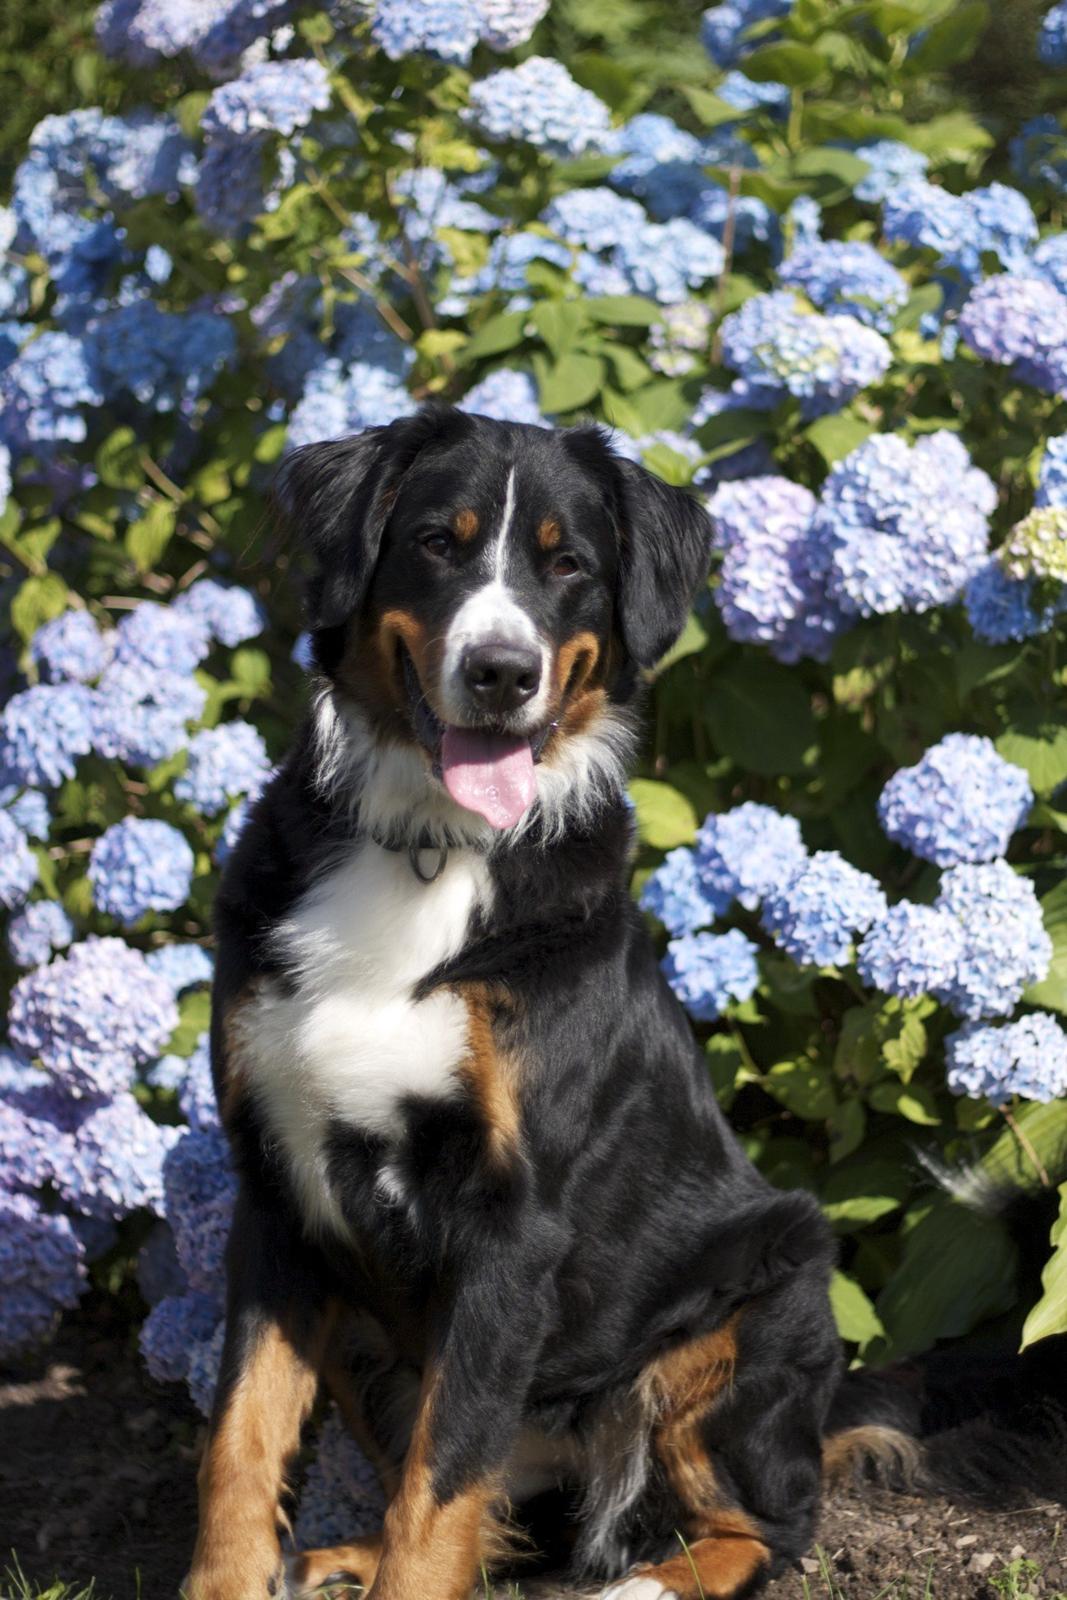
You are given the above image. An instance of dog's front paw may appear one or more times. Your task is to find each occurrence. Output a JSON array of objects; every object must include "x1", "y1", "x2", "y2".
[
  {"x1": 601, "y1": 1579, "x2": 679, "y2": 1600},
  {"x1": 286, "y1": 1535, "x2": 383, "y2": 1596},
  {"x1": 181, "y1": 1554, "x2": 290, "y2": 1600}
]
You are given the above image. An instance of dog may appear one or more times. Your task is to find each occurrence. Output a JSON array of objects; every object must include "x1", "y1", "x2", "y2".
[{"x1": 186, "y1": 403, "x2": 844, "y2": 1600}]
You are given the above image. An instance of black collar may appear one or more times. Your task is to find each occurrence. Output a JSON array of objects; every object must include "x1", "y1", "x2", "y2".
[{"x1": 368, "y1": 824, "x2": 465, "y2": 884}]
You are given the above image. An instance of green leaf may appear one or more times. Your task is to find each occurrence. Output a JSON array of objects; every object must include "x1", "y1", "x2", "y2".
[
  {"x1": 868, "y1": 1080, "x2": 941, "y2": 1125},
  {"x1": 706, "y1": 1034, "x2": 746, "y2": 1107},
  {"x1": 166, "y1": 987, "x2": 212, "y2": 1057},
  {"x1": 462, "y1": 310, "x2": 529, "y2": 361},
  {"x1": 906, "y1": 110, "x2": 993, "y2": 159},
  {"x1": 680, "y1": 86, "x2": 750, "y2": 128},
  {"x1": 996, "y1": 713, "x2": 1067, "y2": 796},
  {"x1": 804, "y1": 410, "x2": 874, "y2": 465},
  {"x1": 95, "y1": 426, "x2": 144, "y2": 491},
  {"x1": 821, "y1": 1158, "x2": 911, "y2": 1229},
  {"x1": 705, "y1": 657, "x2": 818, "y2": 776},
  {"x1": 534, "y1": 351, "x2": 604, "y2": 414},
  {"x1": 876, "y1": 1200, "x2": 1018, "y2": 1358},
  {"x1": 654, "y1": 611, "x2": 709, "y2": 676},
  {"x1": 827, "y1": 1097, "x2": 867, "y2": 1164},
  {"x1": 530, "y1": 300, "x2": 588, "y2": 359},
  {"x1": 906, "y1": 1, "x2": 989, "y2": 71},
  {"x1": 1025, "y1": 880, "x2": 1067, "y2": 1017},
  {"x1": 629, "y1": 778, "x2": 698, "y2": 849},
  {"x1": 229, "y1": 647, "x2": 272, "y2": 700},
  {"x1": 1021, "y1": 1185, "x2": 1067, "y2": 1349},
  {"x1": 11, "y1": 573, "x2": 69, "y2": 643},
  {"x1": 765, "y1": 1058, "x2": 838, "y2": 1119},
  {"x1": 830, "y1": 1270, "x2": 885, "y2": 1349},
  {"x1": 585, "y1": 295, "x2": 662, "y2": 328},
  {"x1": 125, "y1": 500, "x2": 176, "y2": 572},
  {"x1": 790, "y1": 147, "x2": 871, "y2": 189},
  {"x1": 742, "y1": 40, "x2": 825, "y2": 85},
  {"x1": 979, "y1": 1100, "x2": 1067, "y2": 1192}
]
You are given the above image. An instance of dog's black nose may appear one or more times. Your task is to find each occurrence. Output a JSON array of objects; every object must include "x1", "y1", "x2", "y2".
[{"x1": 462, "y1": 642, "x2": 542, "y2": 713}]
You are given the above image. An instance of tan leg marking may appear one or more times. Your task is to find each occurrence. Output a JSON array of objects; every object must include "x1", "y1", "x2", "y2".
[
  {"x1": 186, "y1": 1316, "x2": 332, "y2": 1600},
  {"x1": 289, "y1": 1532, "x2": 384, "y2": 1594},
  {"x1": 456, "y1": 984, "x2": 522, "y2": 1167}
]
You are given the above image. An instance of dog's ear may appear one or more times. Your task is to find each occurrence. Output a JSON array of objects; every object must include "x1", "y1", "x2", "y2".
[
  {"x1": 271, "y1": 404, "x2": 472, "y2": 630},
  {"x1": 611, "y1": 457, "x2": 713, "y2": 668}
]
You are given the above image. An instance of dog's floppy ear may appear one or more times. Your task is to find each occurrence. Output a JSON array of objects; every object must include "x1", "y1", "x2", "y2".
[
  {"x1": 611, "y1": 456, "x2": 713, "y2": 668},
  {"x1": 271, "y1": 403, "x2": 472, "y2": 629}
]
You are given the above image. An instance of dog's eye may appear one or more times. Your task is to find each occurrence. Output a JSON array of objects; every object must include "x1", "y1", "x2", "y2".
[
  {"x1": 550, "y1": 553, "x2": 581, "y2": 579},
  {"x1": 420, "y1": 531, "x2": 453, "y2": 559}
]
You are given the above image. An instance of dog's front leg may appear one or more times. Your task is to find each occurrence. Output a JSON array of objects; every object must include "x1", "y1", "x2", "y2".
[{"x1": 184, "y1": 1190, "x2": 334, "y2": 1600}]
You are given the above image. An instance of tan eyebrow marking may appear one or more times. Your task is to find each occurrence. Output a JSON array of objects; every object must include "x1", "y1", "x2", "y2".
[
  {"x1": 536, "y1": 516, "x2": 562, "y2": 551},
  {"x1": 453, "y1": 508, "x2": 479, "y2": 541}
]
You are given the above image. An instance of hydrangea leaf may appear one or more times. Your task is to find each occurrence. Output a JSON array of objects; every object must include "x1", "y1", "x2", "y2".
[
  {"x1": 705, "y1": 658, "x2": 818, "y2": 776},
  {"x1": 533, "y1": 350, "x2": 604, "y2": 413},
  {"x1": 460, "y1": 311, "x2": 529, "y2": 362},
  {"x1": 743, "y1": 41, "x2": 825, "y2": 86},
  {"x1": 979, "y1": 1101, "x2": 1067, "y2": 1194},
  {"x1": 829, "y1": 1269, "x2": 885, "y2": 1351},
  {"x1": 10, "y1": 573, "x2": 69, "y2": 644},
  {"x1": 765, "y1": 1058, "x2": 838, "y2": 1119},
  {"x1": 868, "y1": 1080, "x2": 940, "y2": 1125},
  {"x1": 585, "y1": 296, "x2": 662, "y2": 328},
  {"x1": 1021, "y1": 1184, "x2": 1067, "y2": 1349},
  {"x1": 876, "y1": 1200, "x2": 1018, "y2": 1359},
  {"x1": 628, "y1": 778, "x2": 697, "y2": 850},
  {"x1": 995, "y1": 715, "x2": 1067, "y2": 797},
  {"x1": 1024, "y1": 880, "x2": 1067, "y2": 1016},
  {"x1": 804, "y1": 410, "x2": 874, "y2": 464},
  {"x1": 821, "y1": 1158, "x2": 912, "y2": 1231},
  {"x1": 905, "y1": 2, "x2": 989, "y2": 73},
  {"x1": 126, "y1": 501, "x2": 176, "y2": 574}
]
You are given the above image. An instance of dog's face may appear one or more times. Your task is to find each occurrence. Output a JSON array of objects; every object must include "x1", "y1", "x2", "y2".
[{"x1": 275, "y1": 405, "x2": 711, "y2": 836}]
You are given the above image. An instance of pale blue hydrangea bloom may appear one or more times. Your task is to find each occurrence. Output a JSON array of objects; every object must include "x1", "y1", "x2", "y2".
[
  {"x1": 1036, "y1": 434, "x2": 1067, "y2": 508},
  {"x1": 30, "y1": 611, "x2": 109, "y2": 683},
  {"x1": 640, "y1": 847, "x2": 719, "y2": 936},
  {"x1": 460, "y1": 369, "x2": 544, "y2": 426},
  {"x1": 878, "y1": 735, "x2": 1033, "y2": 868},
  {"x1": 145, "y1": 944, "x2": 215, "y2": 995},
  {"x1": 467, "y1": 57, "x2": 611, "y2": 157},
  {"x1": 0, "y1": 811, "x2": 37, "y2": 911},
  {"x1": 7, "y1": 901, "x2": 73, "y2": 968},
  {"x1": 47, "y1": 1092, "x2": 181, "y2": 1220},
  {"x1": 0, "y1": 1191, "x2": 86, "y2": 1358},
  {"x1": 0, "y1": 1087, "x2": 56, "y2": 1193},
  {"x1": 476, "y1": 0, "x2": 550, "y2": 50},
  {"x1": 695, "y1": 802, "x2": 807, "y2": 913},
  {"x1": 717, "y1": 71, "x2": 789, "y2": 115},
  {"x1": 935, "y1": 861, "x2": 1052, "y2": 1020},
  {"x1": 1039, "y1": 1, "x2": 1067, "y2": 66},
  {"x1": 779, "y1": 239, "x2": 908, "y2": 333},
  {"x1": 0, "y1": 684, "x2": 94, "y2": 789},
  {"x1": 87, "y1": 302, "x2": 237, "y2": 412},
  {"x1": 946, "y1": 1014, "x2": 1067, "y2": 1105},
  {"x1": 661, "y1": 928, "x2": 760, "y2": 1021},
  {"x1": 174, "y1": 721, "x2": 271, "y2": 818},
  {"x1": 202, "y1": 58, "x2": 330, "y2": 139},
  {"x1": 89, "y1": 817, "x2": 195, "y2": 926},
  {"x1": 958, "y1": 274, "x2": 1067, "y2": 399},
  {"x1": 609, "y1": 219, "x2": 725, "y2": 305},
  {"x1": 719, "y1": 292, "x2": 891, "y2": 417},
  {"x1": 287, "y1": 358, "x2": 415, "y2": 449},
  {"x1": 852, "y1": 140, "x2": 928, "y2": 203},
  {"x1": 3, "y1": 788, "x2": 50, "y2": 841},
  {"x1": 883, "y1": 180, "x2": 1037, "y2": 280},
  {"x1": 700, "y1": 0, "x2": 790, "y2": 66},
  {"x1": 113, "y1": 602, "x2": 211, "y2": 676},
  {"x1": 95, "y1": 0, "x2": 290, "y2": 74},
  {"x1": 964, "y1": 560, "x2": 1061, "y2": 644},
  {"x1": 649, "y1": 302, "x2": 714, "y2": 377},
  {"x1": 542, "y1": 187, "x2": 646, "y2": 253},
  {"x1": 761, "y1": 852, "x2": 887, "y2": 968},
  {"x1": 173, "y1": 580, "x2": 266, "y2": 646},
  {"x1": 372, "y1": 0, "x2": 481, "y2": 61},
  {"x1": 91, "y1": 663, "x2": 207, "y2": 767},
  {"x1": 856, "y1": 903, "x2": 964, "y2": 999},
  {"x1": 0, "y1": 331, "x2": 103, "y2": 449}
]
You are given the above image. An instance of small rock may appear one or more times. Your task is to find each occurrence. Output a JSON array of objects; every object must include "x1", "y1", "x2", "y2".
[
  {"x1": 956, "y1": 1534, "x2": 980, "y2": 1548},
  {"x1": 969, "y1": 1553, "x2": 997, "y2": 1574},
  {"x1": 899, "y1": 1514, "x2": 920, "y2": 1528},
  {"x1": 1009, "y1": 1544, "x2": 1027, "y2": 1562},
  {"x1": 799, "y1": 1556, "x2": 821, "y2": 1574}
]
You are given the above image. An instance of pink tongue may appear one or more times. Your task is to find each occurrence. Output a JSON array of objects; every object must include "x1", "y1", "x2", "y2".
[{"x1": 440, "y1": 727, "x2": 537, "y2": 830}]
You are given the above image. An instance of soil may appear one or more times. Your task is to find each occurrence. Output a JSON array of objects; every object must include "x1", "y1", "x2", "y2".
[{"x1": 1, "y1": 1306, "x2": 1064, "y2": 1600}]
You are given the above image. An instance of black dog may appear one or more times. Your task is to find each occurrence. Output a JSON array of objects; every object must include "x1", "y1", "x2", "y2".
[{"x1": 187, "y1": 405, "x2": 844, "y2": 1600}]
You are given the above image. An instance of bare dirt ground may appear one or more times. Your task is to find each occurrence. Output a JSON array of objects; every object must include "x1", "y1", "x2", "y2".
[{"x1": 2, "y1": 1301, "x2": 1064, "y2": 1600}]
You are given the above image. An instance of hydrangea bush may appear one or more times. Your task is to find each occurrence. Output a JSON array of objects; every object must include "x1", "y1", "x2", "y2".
[{"x1": 3, "y1": 0, "x2": 1067, "y2": 1530}]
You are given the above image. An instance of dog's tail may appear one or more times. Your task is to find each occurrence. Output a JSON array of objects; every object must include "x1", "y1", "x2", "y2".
[{"x1": 822, "y1": 1342, "x2": 1067, "y2": 1505}]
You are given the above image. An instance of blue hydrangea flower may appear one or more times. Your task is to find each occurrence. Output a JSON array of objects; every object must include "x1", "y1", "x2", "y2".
[
  {"x1": 856, "y1": 903, "x2": 964, "y2": 999},
  {"x1": 30, "y1": 611, "x2": 109, "y2": 683},
  {"x1": 1039, "y1": 1, "x2": 1067, "y2": 66},
  {"x1": 47, "y1": 1092, "x2": 181, "y2": 1220},
  {"x1": 812, "y1": 432, "x2": 995, "y2": 617},
  {"x1": 0, "y1": 331, "x2": 103, "y2": 450},
  {"x1": 187, "y1": 1320, "x2": 226, "y2": 1416},
  {"x1": 779, "y1": 240, "x2": 908, "y2": 333},
  {"x1": 688, "y1": 390, "x2": 775, "y2": 485},
  {"x1": 476, "y1": 0, "x2": 550, "y2": 49},
  {"x1": 0, "y1": 684, "x2": 94, "y2": 789},
  {"x1": 719, "y1": 292, "x2": 891, "y2": 417},
  {"x1": 0, "y1": 1088, "x2": 56, "y2": 1194},
  {"x1": 661, "y1": 929, "x2": 760, "y2": 1021},
  {"x1": 700, "y1": 0, "x2": 790, "y2": 66},
  {"x1": 1001, "y1": 506, "x2": 1067, "y2": 585},
  {"x1": 7, "y1": 901, "x2": 73, "y2": 969},
  {"x1": 96, "y1": 0, "x2": 290, "y2": 73},
  {"x1": 0, "y1": 440, "x2": 10, "y2": 510},
  {"x1": 607, "y1": 113, "x2": 706, "y2": 212},
  {"x1": 372, "y1": 0, "x2": 481, "y2": 61},
  {"x1": 690, "y1": 184, "x2": 776, "y2": 252},
  {"x1": 175, "y1": 1035, "x2": 219, "y2": 1134},
  {"x1": 717, "y1": 71, "x2": 789, "y2": 115},
  {"x1": 852, "y1": 140, "x2": 928, "y2": 203},
  {"x1": 203, "y1": 58, "x2": 330, "y2": 140},
  {"x1": 648, "y1": 302, "x2": 714, "y2": 377},
  {"x1": 0, "y1": 810, "x2": 37, "y2": 911},
  {"x1": 87, "y1": 302, "x2": 237, "y2": 413},
  {"x1": 945, "y1": 1014, "x2": 1067, "y2": 1105},
  {"x1": 287, "y1": 359, "x2": 415, "y2": 449},
  {"x1": 1037, "y1": 434, "x2": 1067, "y2": 508},
  {"x1": 878, "y1": 735, "x2": 1033, "y2": 868},
  {"x1": 883, "y1": 181, "x2": 1037, "y2": 280},
  {"x1": 0, "y1": 1191, "x2": 86, "y2": 1358},
  {"x1": 89, "y1": 817, "x2": 195, "y2": 926},
  {"x1": 959, "y1": 274, "x2": 1067, "y2": 399},
  {"x1": 935, "y1": 861, "x2": 1052, "y2": 1020},
  {"x1": 3, "y1": 788, "x2": 50, "y2": 841},
  {"x1": 8, "y1": 936, "x2": 178, "y2": 1099},
  {"x1": 467, "y1": 58, "x2": 611, "y2": 157},
  {"x1": 163, "y1": 1125, "x2": 237, "y2": 1301},
  {"x1": 543, "y1": 187, "x2": 646, "y2": 252},
  {"x1": 609, "y1": 219, "x2": 725, "y2": 305},
  {"x1": 91, "y1": 664, "x2": 206, "y2": 768},
  {"x1": 761, "y1": 851, "x2": 887, "y2": 968},
  {"x1": 709, "y1": 475, "x2": 848, "y2": 663},
  {"x1": 695, "y1": 802, "x2": 807, "y2": 913},
  {"x1": 1010, "y1": 116, "x2": 1067, "y2": 195},
  {"x1": 145, "y1": 944, "x2": 215, "y2": 995},
  {"x1": 964, "y1": 559, "x2": 1061, "y2": 644},
  {"x1": 295, "y1": 1407, "x2": 387, "y2": 1550},
  {"x1": 460, "y1": 368, "x2": 544, "y2": 426},
  {"x1": 173, "y1": 580, "x2": 266, "y2": 647},
  {"x1": 140, "y1": 1291, "x2": 221, "y2": 1386},
  {"x1": 451, "y1": 230, "x2": 571, "y2": 299},
  {"x1": 1032, "y1": 234, "x2": 1067, "y2": 298},
  {"x1": 640, "y1": 847, "x2": 720, "y2": 935},
  {"x1": 174, "y1": 721, "x2": 271, "y2": 818},
  {"x1": 194, "y1": 136, "x2": 285, "y2": 238},
  {"x1": 113, "y1": 602, "x2": 211, "y2": 676}
]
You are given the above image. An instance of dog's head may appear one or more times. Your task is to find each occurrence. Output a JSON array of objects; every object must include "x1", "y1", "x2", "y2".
[{"x1": 274, "y1": 404, "x2": 711, "y2": 841}]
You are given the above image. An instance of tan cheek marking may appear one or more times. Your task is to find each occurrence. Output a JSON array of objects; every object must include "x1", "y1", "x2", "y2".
[
  {"x1": 553, "y1": 629, "x2": 600, "y2": 699},
  {"x1": 453, "y1": 508, "x2": 479, "y2": 542},
  {"x1": 641, "y1": 1318, "x2": 738, "y2": 1513},
  {"x1": 537, "y1": 516, "x2": 562, "y2": 551},
  {"x1": 457, "y1": 983, "x2": 522, "y2": 1167}
]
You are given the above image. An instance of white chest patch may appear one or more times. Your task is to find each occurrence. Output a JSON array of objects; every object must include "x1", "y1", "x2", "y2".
[{"x1": 234, "y1": 842, "x2": 492, "y2": 1235}]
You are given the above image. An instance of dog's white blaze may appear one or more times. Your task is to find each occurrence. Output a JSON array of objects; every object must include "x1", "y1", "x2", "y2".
[
  {"x1": 492, "y1": 464, "x2": 517, "y2": 583},
  {"x1": 235, "y1": 840, "x2": 492, "y2": 1236}
]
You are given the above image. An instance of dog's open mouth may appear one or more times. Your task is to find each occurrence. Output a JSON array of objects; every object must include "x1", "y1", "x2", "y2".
[{"x1": 400, "y1": 648, "x2": 553, "y2": 831}]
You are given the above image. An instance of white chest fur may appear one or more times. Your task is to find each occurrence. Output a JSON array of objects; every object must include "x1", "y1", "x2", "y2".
[{"x1": 236, "y1": 841, "x2": 492, "y2": 1235}]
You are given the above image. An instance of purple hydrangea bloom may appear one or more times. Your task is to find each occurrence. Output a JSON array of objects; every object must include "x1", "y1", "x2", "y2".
[
  {"x1": 174, "y1": 721, "x2": 271, "y2": 818},
  {"x1": 813, "y1": 432, "x2": 995, "y2": 617},
  {"x1": 203, "y1": 58, "x2": 331, "y2": 139},
  {"x1": 176, "y1": 1036, "x2": 219, "y2": 1134},
  {"x1": 163, "y1": 1123, "x2": 237, "y2": 1295},
  {"x1": 173, "y1": 580, "x2": 266, "y2": 647},
  {"x1": 90, "y1": 663, "x2": 206, "y2": 768},
  {"x1": 1039, "y1": 1, "x2": 1067, "y2": 66},
  {"x1": 89, "y1": 817, "x2": 195, "y2": 926},
  {"x1": 30, "y1": 611, "x2": 109, "y2": 684},
  {"x1": 640, "y1": 847, "x2": 719, "y2": 936},
  {"x1": 1037, "y1": 433, "x2": 1067, "y2": 508},
  {"x1": 140, "y1": 1290, "x2": 221, "y2": 1385},
  {"x1": 719, "y1": 292, "x2": 891, "y2": 417},
  {"x1": 47, "y1": 1092, "x2": 181, "y2": 1220},
  {"x1": 113, "y1": 603, "x2": 211, "y2": 676},
  {"x1": 852, "y1": 140, "x2": 928, "y2": 204},
  {"x1": 695, "y1": 802, "x2": 807, "y2": 913},
  {"x1": 9, "y1": 937, "x2": 178, "y2": 1098},
  {"x1": 935, "y1": 861, "x2": 1052, "y2": 1020},
  {"x1": 372, "y1": 0, "x2": 481, "y2": 61},
  {"x1": 779, "y1": 240, "x2": 908, "y2": 333},
  {"x1": 0, "y1": 684, "x2": 94, "y2": 789},
  {"x1": 856, "y1": 903, "x2": 964, "y2": 999},
  {"x1": 964, "y1": 559, "x2": 1060, "y2": 644},
  {"x1": 946, "y1": 1014, "x2": 1067, "y2": 1105},
  {"x1": 760, "y1": 851, "x2": 887, "y2": 968},
  {"x1": 958, "y1": 274, "x2": 1067, "y2": 399},
  {"x1": 460, "y1": 369, "x2": 545, "y2": 426},
  {"x1": 0, "y1": 810, "x2": 37, "y2": 911},
  {"x1": 0, "y1": 1191, "x2": 86, "y2": 1357},
  {"x1": 7, "y1": 901, "x2": 73, "y2": 968},
  {"x1": 878, "y1": 735, "x2": 1033, "y2": 868},
  {"x1": 467, "y1": 58, "x2": 611, "y2": 157},
  {"x1": 294, "y1": 1408, "x2": 387, "y2": 1548},
  {"x1": 709, "y1": 475, "x2": 847, "y2": 663},
  {"x1": 145, "y1": 944, "x2": 215, "y2": 995},
  {"x1": 0, "y1": 1089, "x2": 56, "y2": 1194},
  {"x1": 187, "y1": 1320, "x2": 226, "y2": 1415},
  {"x1": 661, "y1": 929, "x2": 760, "y2": 1021}
]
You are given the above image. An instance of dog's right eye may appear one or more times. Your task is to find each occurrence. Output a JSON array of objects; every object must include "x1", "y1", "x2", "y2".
[{"x1": 420, "y1": 531, "x2": 453, "y2": 558}]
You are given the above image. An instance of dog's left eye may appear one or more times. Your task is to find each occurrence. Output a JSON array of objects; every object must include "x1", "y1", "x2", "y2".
[
  {"x1": 550, "y1": 554, "x2": 581, "y2": 579},
  {"x1": 420, "y1": 531, "x2": 453, "y2": 558}
]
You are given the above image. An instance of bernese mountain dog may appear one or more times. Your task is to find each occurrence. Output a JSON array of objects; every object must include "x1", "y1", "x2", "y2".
[{"x1": 185, "y1": 403, "x2": 843, "y2": 1600}]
